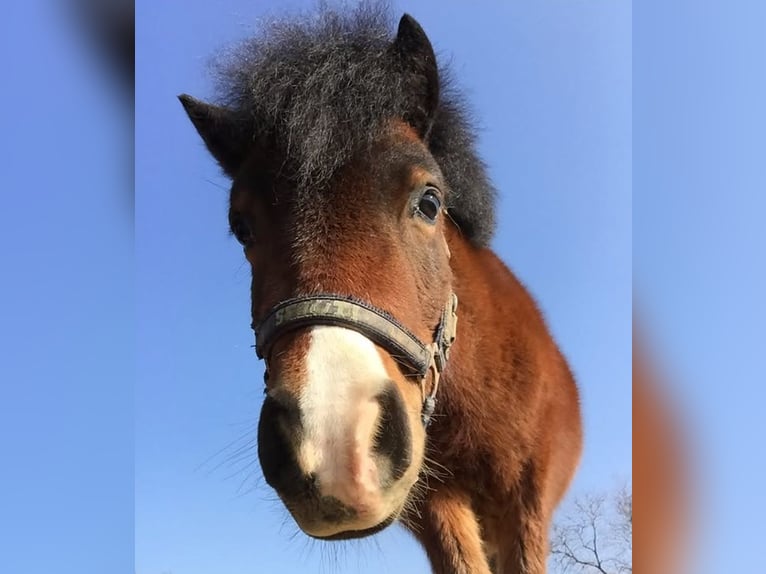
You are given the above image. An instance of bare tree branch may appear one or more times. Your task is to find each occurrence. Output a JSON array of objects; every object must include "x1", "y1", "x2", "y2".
[{"x1": 549, "y1": 484, "x2": 632, "y2": 574}]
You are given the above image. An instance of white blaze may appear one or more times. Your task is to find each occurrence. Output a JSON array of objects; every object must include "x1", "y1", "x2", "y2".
[{"x1": 298, "y1": 326, "x2": 389, "y2": 513}]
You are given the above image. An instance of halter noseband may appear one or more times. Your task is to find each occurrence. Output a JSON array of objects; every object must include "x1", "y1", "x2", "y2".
[{"x1": 253, "y1": 293, "x2": 458, "y2": 426}]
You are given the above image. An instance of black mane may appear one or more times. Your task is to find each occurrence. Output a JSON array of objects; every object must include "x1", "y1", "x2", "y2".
[{"x1": 212, "y1": 3, "x2": 496, "y2": 246}]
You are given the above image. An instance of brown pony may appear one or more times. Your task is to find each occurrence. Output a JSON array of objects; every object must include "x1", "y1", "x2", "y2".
[{"x1": 179, "y1": 6, "x2": 582, "y2": 573}]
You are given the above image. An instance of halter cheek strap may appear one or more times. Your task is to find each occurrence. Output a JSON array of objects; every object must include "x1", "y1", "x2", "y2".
[{"x1": 253, "y1": 293, "x2": 458, "y2": 427}]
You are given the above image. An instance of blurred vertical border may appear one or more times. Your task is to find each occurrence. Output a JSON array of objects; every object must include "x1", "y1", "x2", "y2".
[
  {"x1": 635, "y1": 0, "x2": 766, "y2": 572},
  {"x1": 0, "y1": 1, "x2": 134, "y2": 573}
]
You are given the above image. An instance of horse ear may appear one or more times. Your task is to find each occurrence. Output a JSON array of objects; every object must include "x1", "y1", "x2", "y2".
[
  {"x1": 392, "y1": 14, "x2": 439, "y2": 138},
  {"x1": 178, "y1": 94, "x2": 250, "y2": 176}
]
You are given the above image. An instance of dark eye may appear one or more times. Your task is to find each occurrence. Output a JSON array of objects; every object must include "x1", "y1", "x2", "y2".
[
  {"x1": 230, "y1": 215, "x2": 254, "y2": 245},
  {"x1": 416, "y1": 188, "x2": 442, "y2": 224}
]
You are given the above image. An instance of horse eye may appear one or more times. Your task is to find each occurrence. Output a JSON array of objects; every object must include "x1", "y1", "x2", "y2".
[
  {"x1": 416, "y1": 188, "x2": 442, "y2": 224},
  {"x1": 231, "y1": 216, "x2": 253, "y2": 245}
]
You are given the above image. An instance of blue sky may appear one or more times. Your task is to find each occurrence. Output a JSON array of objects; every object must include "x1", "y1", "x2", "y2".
[{"x1": 135, "y1": 2, "x2": 630, "y2": 573}]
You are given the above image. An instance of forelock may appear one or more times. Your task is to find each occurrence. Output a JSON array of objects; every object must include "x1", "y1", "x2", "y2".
[{"x1": 211, "y1": 2, "x2": 497, "y2": 246}]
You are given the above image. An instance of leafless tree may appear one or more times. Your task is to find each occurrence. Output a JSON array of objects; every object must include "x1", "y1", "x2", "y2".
[{"x1": 549, "y1": 484, "x2": 632, "y2": 574}]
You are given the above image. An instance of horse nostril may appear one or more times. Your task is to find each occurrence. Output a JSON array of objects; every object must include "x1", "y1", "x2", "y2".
[
  {"x1": 258, "y1": 394, "x2": 305, "y2": 498},
  {"x1": 374, "y1": 383, "x2": 412, "y2": 483}
]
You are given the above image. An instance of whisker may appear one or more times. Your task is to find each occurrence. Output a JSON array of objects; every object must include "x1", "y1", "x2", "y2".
[
  {"x1": 204, "y1": 177, "x2": 228, "y2": 191},
  {"x1": 444, "y1": 208, "x2": 464, "y2": 240},
  {"x1": 194, "y1": 426, "x2": 257, "y2": 474},
  {"x1": 423, "y1": 453, "x2": 452, "y2": 478}
]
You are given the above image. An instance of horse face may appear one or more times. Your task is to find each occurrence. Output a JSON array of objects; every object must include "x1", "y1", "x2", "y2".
[
  {"x1": 180, "y1": 8, "x2": 449, "y2": 541},
  {"x1": 229, "y1": 127, "x2": 453, "y2": 539}
]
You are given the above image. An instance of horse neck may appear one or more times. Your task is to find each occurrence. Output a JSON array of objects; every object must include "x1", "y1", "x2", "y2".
[{"x1": 441, "y1": 222, "x2": 547, "y2": 413}]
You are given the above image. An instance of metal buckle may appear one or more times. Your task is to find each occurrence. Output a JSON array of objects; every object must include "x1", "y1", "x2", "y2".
[
  {"x1": 421, "y1": 294, "x2": 458, "y2": 427},
  {"x1": 440, "y1": 293, "x2": 459, "y2": 362},
  {"x1": 421, "y1": 353, "x2": 441, "y2": 427}
]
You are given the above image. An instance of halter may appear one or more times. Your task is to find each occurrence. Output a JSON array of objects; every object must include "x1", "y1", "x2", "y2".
[{"x1": 253, "y1": 293, "x2": 458, "y2": 426}]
